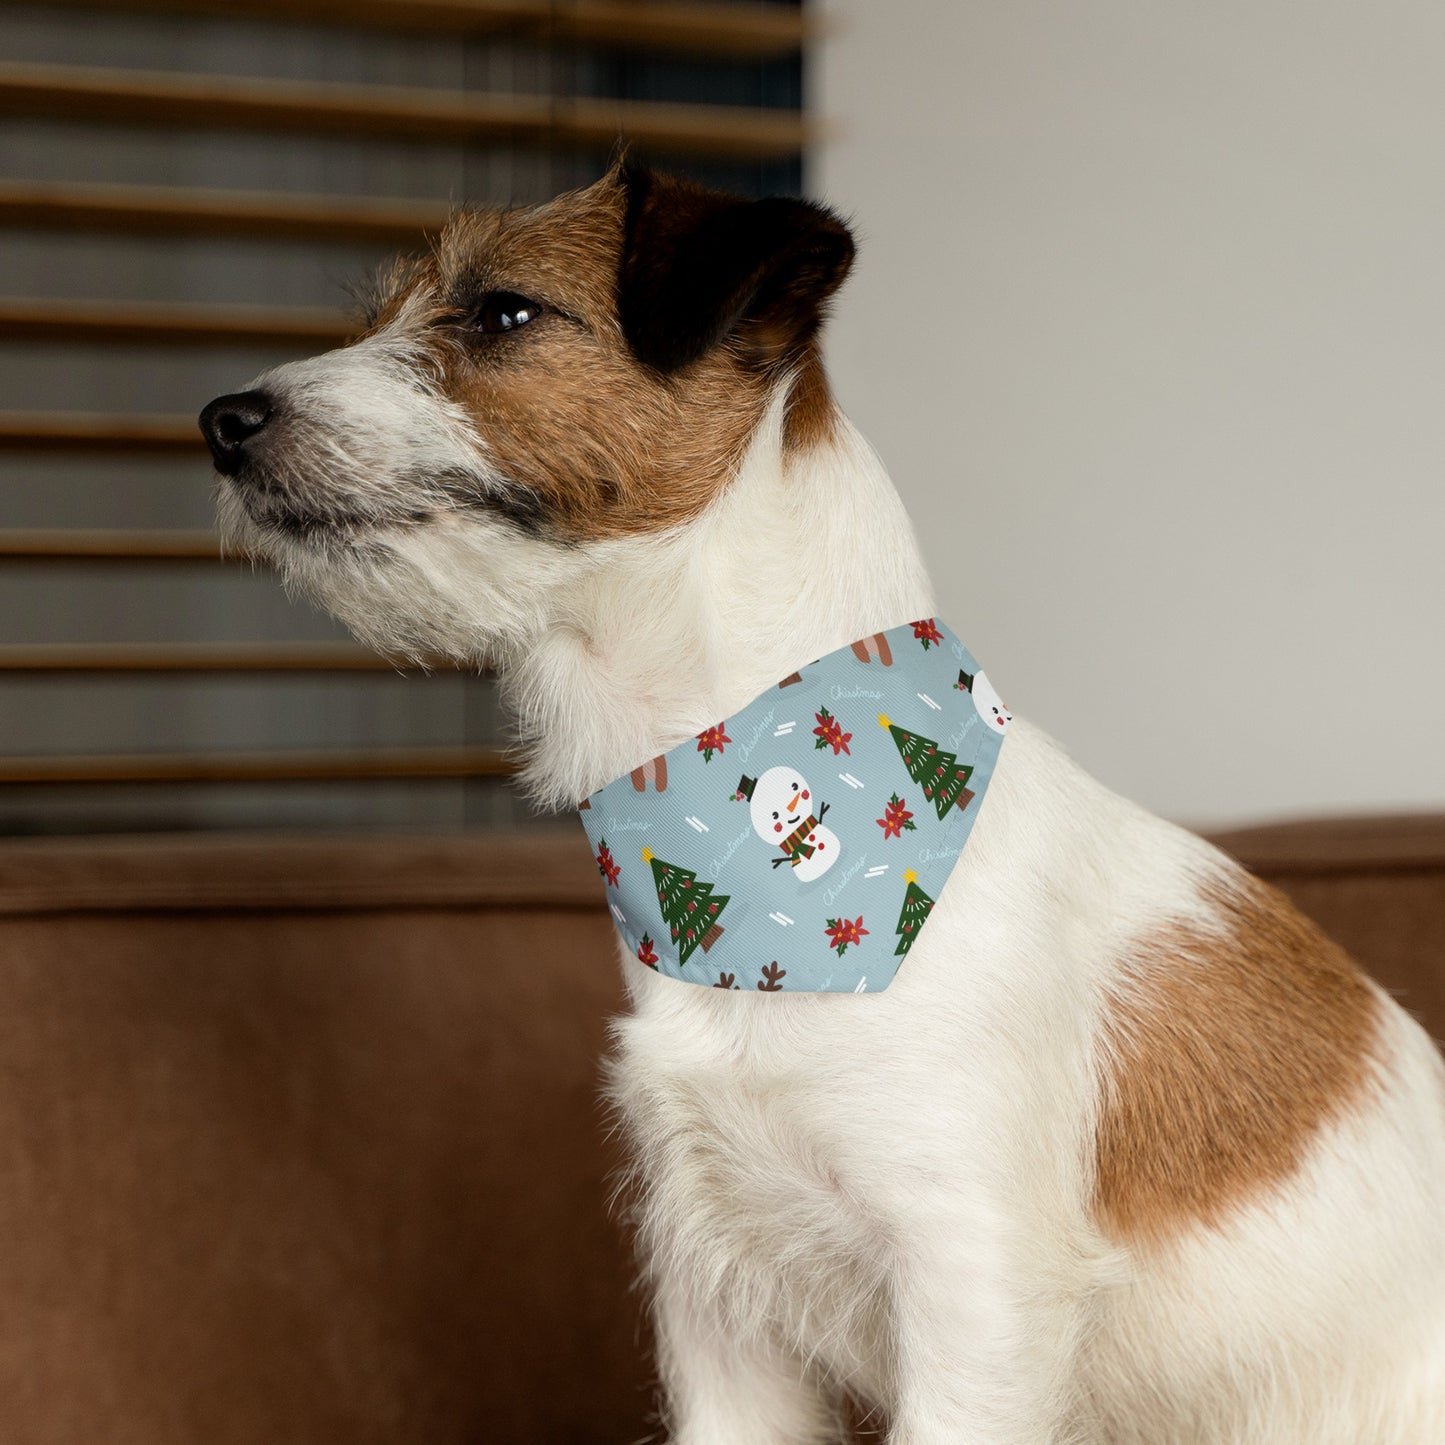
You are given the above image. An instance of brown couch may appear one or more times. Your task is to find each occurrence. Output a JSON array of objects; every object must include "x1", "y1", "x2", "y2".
[{"x1": 0, "y1": 818, "x2": 1440, "y2": 1443}]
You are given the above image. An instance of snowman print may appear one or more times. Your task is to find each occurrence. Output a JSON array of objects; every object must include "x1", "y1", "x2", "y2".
[
  {"x1": 741, "y1": 765, "x2": 841, "y2": 882},
  {"x1": 958, "y1": 669, "x2": 1012, "y2": 734}
]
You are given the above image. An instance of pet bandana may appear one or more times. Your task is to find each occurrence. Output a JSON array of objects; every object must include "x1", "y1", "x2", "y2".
[{"x1": 578, "y1": 619, "x2": 1008, "y2": 993}]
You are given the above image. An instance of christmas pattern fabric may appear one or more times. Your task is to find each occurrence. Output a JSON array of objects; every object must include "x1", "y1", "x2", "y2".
[{"x1": 577, "y1": 621, "x2": 1008, "y2": 993}]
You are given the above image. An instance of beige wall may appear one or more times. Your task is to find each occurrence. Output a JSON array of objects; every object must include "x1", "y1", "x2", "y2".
[{"x1": 814, "y1": 0, "x2": 1445, "y2": 826}]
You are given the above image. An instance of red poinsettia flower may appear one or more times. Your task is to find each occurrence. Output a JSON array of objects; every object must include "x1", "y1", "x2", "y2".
[
  {"x1": 911, "y1": 617, "x2": 943, "y2": 649},
  {"x1": 824, "y1": 915, "x2": 869, "y2": 956},
  {"x1": 696, "y1": 722, "x2": 731, "y2": 762},
  {"x1": 812, "y1": 706, "x2": 853, "y2": 756},
  {"x1": 876, "y1": 792, "x2": 916, "y2": 840},
  {"x1": 596, "y1": 838, "x2": 621, "y2": 887},
  {"x1": 636, "y1": 934, "x2": 659, "y2": 969}
]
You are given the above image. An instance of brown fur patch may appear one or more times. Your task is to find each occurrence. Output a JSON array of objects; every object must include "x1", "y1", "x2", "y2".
[
  {"x1": 360, "y1": 169, "x2": 849, "y2": 541},
  {"x1": 1094, "y1": 872, "x2": 1382, "y2": 1246},
  {"x1": 782, "y1": 343, "x2": 840, "y2": 454},
  {"x1": 364, "y1": 176, "x2": 776, "y2": 541}
]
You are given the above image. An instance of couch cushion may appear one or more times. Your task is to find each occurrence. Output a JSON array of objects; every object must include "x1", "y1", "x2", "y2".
[{"x1": 0, "y1": 830, "x2": 648, "y2": 1445}]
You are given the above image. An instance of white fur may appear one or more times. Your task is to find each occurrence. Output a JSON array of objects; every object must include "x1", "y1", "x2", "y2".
[{"x1": 221, "y1": 342, "x2": 1445, "y2": 1444}]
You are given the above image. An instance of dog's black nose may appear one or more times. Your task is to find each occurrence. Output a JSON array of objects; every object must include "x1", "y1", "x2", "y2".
[{"x1": 199, "y1": 390, "x2": 273, "y2": 475}]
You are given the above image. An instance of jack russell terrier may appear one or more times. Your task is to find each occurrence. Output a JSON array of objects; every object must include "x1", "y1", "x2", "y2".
[{"x1": 200, "y1": 162, "x2": 1445, "y2": 1444}]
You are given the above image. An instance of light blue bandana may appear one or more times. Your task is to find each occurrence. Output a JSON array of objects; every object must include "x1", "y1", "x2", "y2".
[{"x1": 578, "y1": 620, "x2": 1008, "y2": 993}]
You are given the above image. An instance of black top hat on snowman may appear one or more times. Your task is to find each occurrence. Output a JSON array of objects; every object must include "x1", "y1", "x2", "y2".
[{"x1": 734, "y1": 774, "x2": 757, "y2": 803}]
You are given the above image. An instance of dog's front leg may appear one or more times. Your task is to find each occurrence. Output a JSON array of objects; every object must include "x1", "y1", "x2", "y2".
[
  {"x1": 883, "y1": 1204, "x2": 1088, "y2": 1445},
  {"x1": 653, "y1": 1273, "x2": 843, "y2": 1445}
]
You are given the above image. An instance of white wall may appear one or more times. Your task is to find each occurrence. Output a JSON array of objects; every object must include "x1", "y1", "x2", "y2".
[{"x1": 813, "y1": 0, "x2": 1445, "y2": 827}]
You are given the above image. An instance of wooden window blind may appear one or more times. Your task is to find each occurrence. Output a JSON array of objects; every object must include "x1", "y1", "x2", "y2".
[{"x1": 0, "y1": 0, "x2": 808, "y2": 834}]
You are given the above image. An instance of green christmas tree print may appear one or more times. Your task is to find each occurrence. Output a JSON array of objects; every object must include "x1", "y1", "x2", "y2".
[
  {"x1": 894, "y1": 870, "x2": 935, "y2": 956},
  {"x1": 878, "y1": 714, "x2": 976, "y2": 819},
  {"x1": 642, "y1": 847, "x2": 729, "y2": 966}
]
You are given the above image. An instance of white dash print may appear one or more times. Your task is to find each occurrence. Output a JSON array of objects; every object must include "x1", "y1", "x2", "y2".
[
  {"x1": 684, "y1": 815, "x2": 709, "y2": 833},
  {"x1": 853, "y1": 977, "x2": 869, "y2": 993},
  {"x1": 864, "y1": 865, "x2": 889, "y2": 878},
  {"x1": 839, "y1": 772, "x2": 864, "y2": 789},
  {"x1": 773, "y1": 721, "x2": 797, "y2": 736},
  {"x1": 610, "y1": 903, "x2": 626, "y2": 926},
  {"x1": 918, "y1": 692, "x2": 941, "y2": 710},
  {"x1": 768, "y1": 912, "x2": 795, "y2": 927}
]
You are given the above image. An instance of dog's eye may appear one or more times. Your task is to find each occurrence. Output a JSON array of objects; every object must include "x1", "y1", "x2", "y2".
[{"x1": 471, "y1": 291, "x2": 543, "y2": 334}]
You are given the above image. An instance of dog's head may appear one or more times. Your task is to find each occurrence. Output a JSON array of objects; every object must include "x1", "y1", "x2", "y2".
[{"x1": 200, "y1": 163, "x2": 854, "y2": 662}]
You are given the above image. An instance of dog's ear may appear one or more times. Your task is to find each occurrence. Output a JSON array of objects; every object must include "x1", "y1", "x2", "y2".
[{"x1": 616, "y1": 162, "x2": 855, "y2": 375}]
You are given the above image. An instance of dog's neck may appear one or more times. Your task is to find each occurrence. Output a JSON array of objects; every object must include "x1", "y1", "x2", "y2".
[{"x1": 504, "y1": 392, "x2": 936, "y2": 810}]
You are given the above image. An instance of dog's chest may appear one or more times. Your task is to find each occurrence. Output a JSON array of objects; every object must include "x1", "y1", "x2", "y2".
[{"x1": 612, "y1": 996, "x2": 894, "y2": 1383}]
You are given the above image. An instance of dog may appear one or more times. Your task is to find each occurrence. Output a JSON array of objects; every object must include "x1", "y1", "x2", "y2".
[{"x1": 200, "y1": 161, "x2": 1445, "y2": 1443}]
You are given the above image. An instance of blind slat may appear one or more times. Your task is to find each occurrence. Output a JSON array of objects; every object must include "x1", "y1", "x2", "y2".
[
  {"x1": 0, "y1": 180, "x2": 447, "y2": 244},
  {"x1": 0, "y1": 745, "x2": 513, "y2": 783},
  {"x1": 0, "y1": 529, "x2": 222, "y2": 560},
  {"x1": 0, "y1": 0, "x2": 810, "y2": 59},
  {"x1": 0, "y1": 61, "x2": 813, "y2": 161},
  {"x1": 0, "y1": 297, "x2": 352, "y2": 348},
  {"x1": 0, "y1": 412, "x2": 200, "y2": 452},
  {"x1": 0, "y1": 643, "x2": 417, "y2": 672}
]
